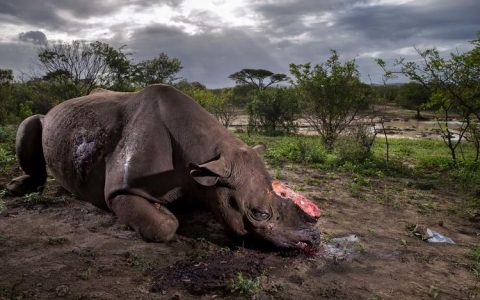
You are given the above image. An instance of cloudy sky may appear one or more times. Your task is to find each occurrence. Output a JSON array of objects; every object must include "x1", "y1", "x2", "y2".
[{"x1": 0, "y1": 0, "x2": 479, "y2": 87}]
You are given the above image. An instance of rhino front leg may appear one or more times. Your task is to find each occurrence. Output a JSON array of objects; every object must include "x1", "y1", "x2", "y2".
[{"x1": 110, "y1": 194, "x2": 179, "y2": 242}]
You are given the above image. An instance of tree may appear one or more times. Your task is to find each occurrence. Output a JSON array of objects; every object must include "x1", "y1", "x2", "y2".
[
  {"x1": 133, "y1": 52, "x2": 182, "y2": 86},
  {"x1": 247, "y1": 88, "x2": 299, "y2": 135},
  {"x1": 394, "y1": 33, "x2": 480, "y2": 162},
  {"x1": 0, "y1": 69, "x2": 14, "y2": 124},
  {"x1": 0, "y1": 69, "x2": 13, "y2": 85},
  {"x1": 228, "y1": 69, "x2": 287, "y2": 90},
  {"x1": 38, "y1": 40, "x2": 132, "y2": 98},
  {"x1": 290, "y1": 50, "x2": 371, "y2": 149},
  {"x1": 396, "y1": 82, "x2": 431, "y2": 119},
  {"x1": 395, "y1": 33, "x2": 480, "y2": 121},
  {"x1": 186, "y1": 87, "x2": 238, "y2": 128}
]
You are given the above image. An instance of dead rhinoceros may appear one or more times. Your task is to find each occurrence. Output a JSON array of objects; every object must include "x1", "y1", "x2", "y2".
[{"x1": 7, "y1": 84, "x2": 320, "y2": 249}]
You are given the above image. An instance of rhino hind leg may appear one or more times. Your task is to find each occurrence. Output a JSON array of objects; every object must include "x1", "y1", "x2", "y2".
[
  {"x1": 6, "y1": 115, "x2": 47, "y2": 196},
  {"x1": 110, "y1": 194, "x2": 179, "y2": 242}
]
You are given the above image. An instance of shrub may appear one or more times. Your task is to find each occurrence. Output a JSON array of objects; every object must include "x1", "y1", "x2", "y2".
[
  {"x1": 336, "y1": 124, "x2": 376, "y2": 163},
  {"x1": 247, "y1": 88, "x2": 300, "y2": 135}
]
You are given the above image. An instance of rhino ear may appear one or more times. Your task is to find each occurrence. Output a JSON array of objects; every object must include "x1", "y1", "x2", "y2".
[
  {"x1": 190, "y1": 156, "x2": 230, "y2": 187},
  {"x1": 252, "y1": 143, "x2": 266, "y2": 155}
]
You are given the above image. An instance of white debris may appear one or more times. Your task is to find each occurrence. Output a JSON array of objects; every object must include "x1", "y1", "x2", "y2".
[{"x1": 426, "y1": 228, "x2": 455, "y2": 244}]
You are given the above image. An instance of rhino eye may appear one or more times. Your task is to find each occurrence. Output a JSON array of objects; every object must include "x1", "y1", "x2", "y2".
[{"x1": 251, "y1": 208, "x2": 270, "y2": 221}]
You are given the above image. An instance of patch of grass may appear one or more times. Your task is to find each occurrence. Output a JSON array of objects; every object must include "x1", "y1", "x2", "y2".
[
  {"x1": 79, "y1": 267, "x2": 93, "y2": 281},
  {"x1": 47, "y1": 237, "x2": 69, "y2": 246},
  {"x1": 321, "y1": 211, "x2": 334, "y2": 218},
  {"x1": 0, "y1": 190, "x2": 7, "y2": 214},
  {"x1": 467, "y1": 245, "x2": 480, "y2": 278},
  {"x1": 125, "y1": 252, "x2": 153, "y2": 272},
  {"x1": 356, "y1": 243, "x2": 368, "y2": 253},
  {"x1": 350, "y1": 173, "x2": 370, "y2": 199},
  {"x1": 429, "y1": 285, "x2": 440, "y2": 299},
  {"x1": 415, "y1": 254, "x2": 436, "y2": 264},
  {"x1": 21, "y1": 192, "x2": 68, "y2": 207},
  {"x1": 229, "y1": 272, "x2": 261, "y2": 296},
  {"x1": 273, "y1": 167, "x2": 282, "y2": 180},
  {"x1": 238, "y1": 134, "x2": 480, "y2": 200}
]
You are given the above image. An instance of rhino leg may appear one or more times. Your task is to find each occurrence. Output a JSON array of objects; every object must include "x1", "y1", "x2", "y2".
[
  {"x1": 110, "y1": 194, "x2": 179, "y2": 242},
  {"x1": 7, "y1": 115, "x2": 47, "y2": 195}
]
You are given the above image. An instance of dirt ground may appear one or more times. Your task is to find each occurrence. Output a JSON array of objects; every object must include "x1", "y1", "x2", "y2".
[{"x1": 1, "y1": 164, "x2": 479, "y2": 300}]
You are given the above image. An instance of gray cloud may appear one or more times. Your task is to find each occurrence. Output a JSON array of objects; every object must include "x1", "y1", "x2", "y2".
[
  {"x1": 0, "y1": 0, "x2": 184, "y2": 30},
  {"x1": 0, "y1": 0, "x2": 479, "y2": 86},
  {"x1": 18, "y1": 30, "x2": 47, "y2": 45},
  {"x1": 0, "y1": 42, "x2": 38, "y2": 76},
  {"x1": 118, "y1": 24, "x2": 284, "y2": 88}
]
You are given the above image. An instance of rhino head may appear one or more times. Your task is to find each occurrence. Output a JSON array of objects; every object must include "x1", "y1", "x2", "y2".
[{"x1": 189, "y1": 144, "x2": 321, "y2": 249}]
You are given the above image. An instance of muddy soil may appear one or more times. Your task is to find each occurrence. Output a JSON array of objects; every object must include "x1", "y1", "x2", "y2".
[{"x1": 1, "y1": 165, "x2": 479, "y2": 299}]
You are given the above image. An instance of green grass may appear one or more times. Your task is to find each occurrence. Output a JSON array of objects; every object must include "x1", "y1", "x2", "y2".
[
  {"x1": 468, "y1": 245, "x2": 480, "y2": 278},
  {"x1": 238, "y1": 133, "x2": 480, "y2": 209},
  {"x1": 229, "y1": 272, "x2": 261, "y2": 295},
  {"x1": 125, "y1": 252, "x2": 154, "y2": 272}
]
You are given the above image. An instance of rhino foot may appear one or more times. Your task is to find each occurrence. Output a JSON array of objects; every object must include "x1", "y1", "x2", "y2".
[
  {"x1": 110, "y1": 194, "x2": 179, "y2": 242},
  {"x1": 6, "y1": 175, "x2": 45, "y2": 196}
]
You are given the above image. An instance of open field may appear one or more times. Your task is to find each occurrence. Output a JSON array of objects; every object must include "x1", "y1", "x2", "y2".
[{"x1": 1, "y1": 128, "x2": 479, "y2": 299}]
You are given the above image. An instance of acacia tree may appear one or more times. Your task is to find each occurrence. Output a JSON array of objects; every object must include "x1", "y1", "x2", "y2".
[
  {"x1": 228, "y1": 69, "x2": 287, "y2": 90},
  {"x1": 394, "y1": 34, "x2": 480, "y2": 162},
  {"x1": 396, "y1": 34, "x2": 480, "y2": 120},
  {"x1": 38, "y1": 40, "x2": 132, "y2": 98},
  {"x1": 290, "y1": 50, "x2": 370, "y2": 149},
  {"x1": 133, "y1": 52, "x2": 182, "y2": 86}
]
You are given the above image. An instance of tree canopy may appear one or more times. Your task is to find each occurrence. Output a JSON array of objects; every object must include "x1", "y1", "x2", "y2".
[
  {"x1": 133, "y1": 52, "x2": 183, "y2": 87},
  {"x1": 228, "y1": 68, "x2": 287, "y2": 90}
]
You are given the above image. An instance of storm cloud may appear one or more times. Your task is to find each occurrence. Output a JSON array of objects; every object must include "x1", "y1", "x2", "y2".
[
  {"x1": 0, "y1": 0, "x2": 478, "y2": 87},
  {"x1": 18, "y1": 30, "x2": 47, "y2": 45}
]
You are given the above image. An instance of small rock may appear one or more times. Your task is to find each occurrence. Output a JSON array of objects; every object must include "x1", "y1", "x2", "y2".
[{"x1": 55, "y1": 285, "x2": 69, "y2": 297}]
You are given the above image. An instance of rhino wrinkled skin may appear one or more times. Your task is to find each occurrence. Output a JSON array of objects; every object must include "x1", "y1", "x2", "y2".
[{"x1": 7, "y1": 84, "x2": 319, "y2": 249}]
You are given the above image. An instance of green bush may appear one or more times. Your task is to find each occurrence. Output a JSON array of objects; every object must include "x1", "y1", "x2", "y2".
[
  {"x1": 335, "y1": 125, "x2": 376, "y2": 163},
  {"x1": 247, "y1": 88, "x2": 300, "y2": 135},
  {"x1": 0, "y1": 126, "x2": 16, "y2": 144}
]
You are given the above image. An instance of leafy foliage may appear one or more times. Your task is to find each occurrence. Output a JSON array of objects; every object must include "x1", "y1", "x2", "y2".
[
  {"x1": 133, "y1": 52, "x2": 182, "y2": 86},
  {"x1": 229, "y1": 272, "x2": 260, "y2": 295},
  {"x1": 396, "y1": 82, "x2": 431, "y2": 119},
  {"x1": 247, "y1": 88, "x2": 300, "y2": 135},
  {"x1": 184, "y1": 86, "x2": 238, "y2": 127},
  {"x1": 290, "y1": 50, "x2": 371, "y2": 149}
]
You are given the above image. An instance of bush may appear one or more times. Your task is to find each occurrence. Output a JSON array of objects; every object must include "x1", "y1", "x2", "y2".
[
  {"x1": 0, "y1": 126, "x2": 16, "y2": 144},
  {"x1": 336, "y1": 124, "x2": 376, "y2": 163},
  {"x1": 247, "y1": 88, "x2": 300, "y2": 135}
]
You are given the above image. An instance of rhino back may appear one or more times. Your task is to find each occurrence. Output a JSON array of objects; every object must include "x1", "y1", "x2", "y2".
[
  {"x1": 42, "y1": 91, "x2": 128, "y2": 206},
  {"x1": 139, "y1": 85, "x2": 245, "y2": 166}
]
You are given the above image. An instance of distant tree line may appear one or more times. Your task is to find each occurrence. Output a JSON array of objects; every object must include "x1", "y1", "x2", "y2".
[
  {"x1": 0, "y1": 40, "x2": 182, "y2": 124},
  {"x1": 1, "y1": 33, "x2": 479, "y2": 163}
]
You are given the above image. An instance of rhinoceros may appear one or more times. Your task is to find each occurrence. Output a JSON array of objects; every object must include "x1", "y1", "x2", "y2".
[{"x1": 7, "y1": 84, "x2": 320, "y2": 249}]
